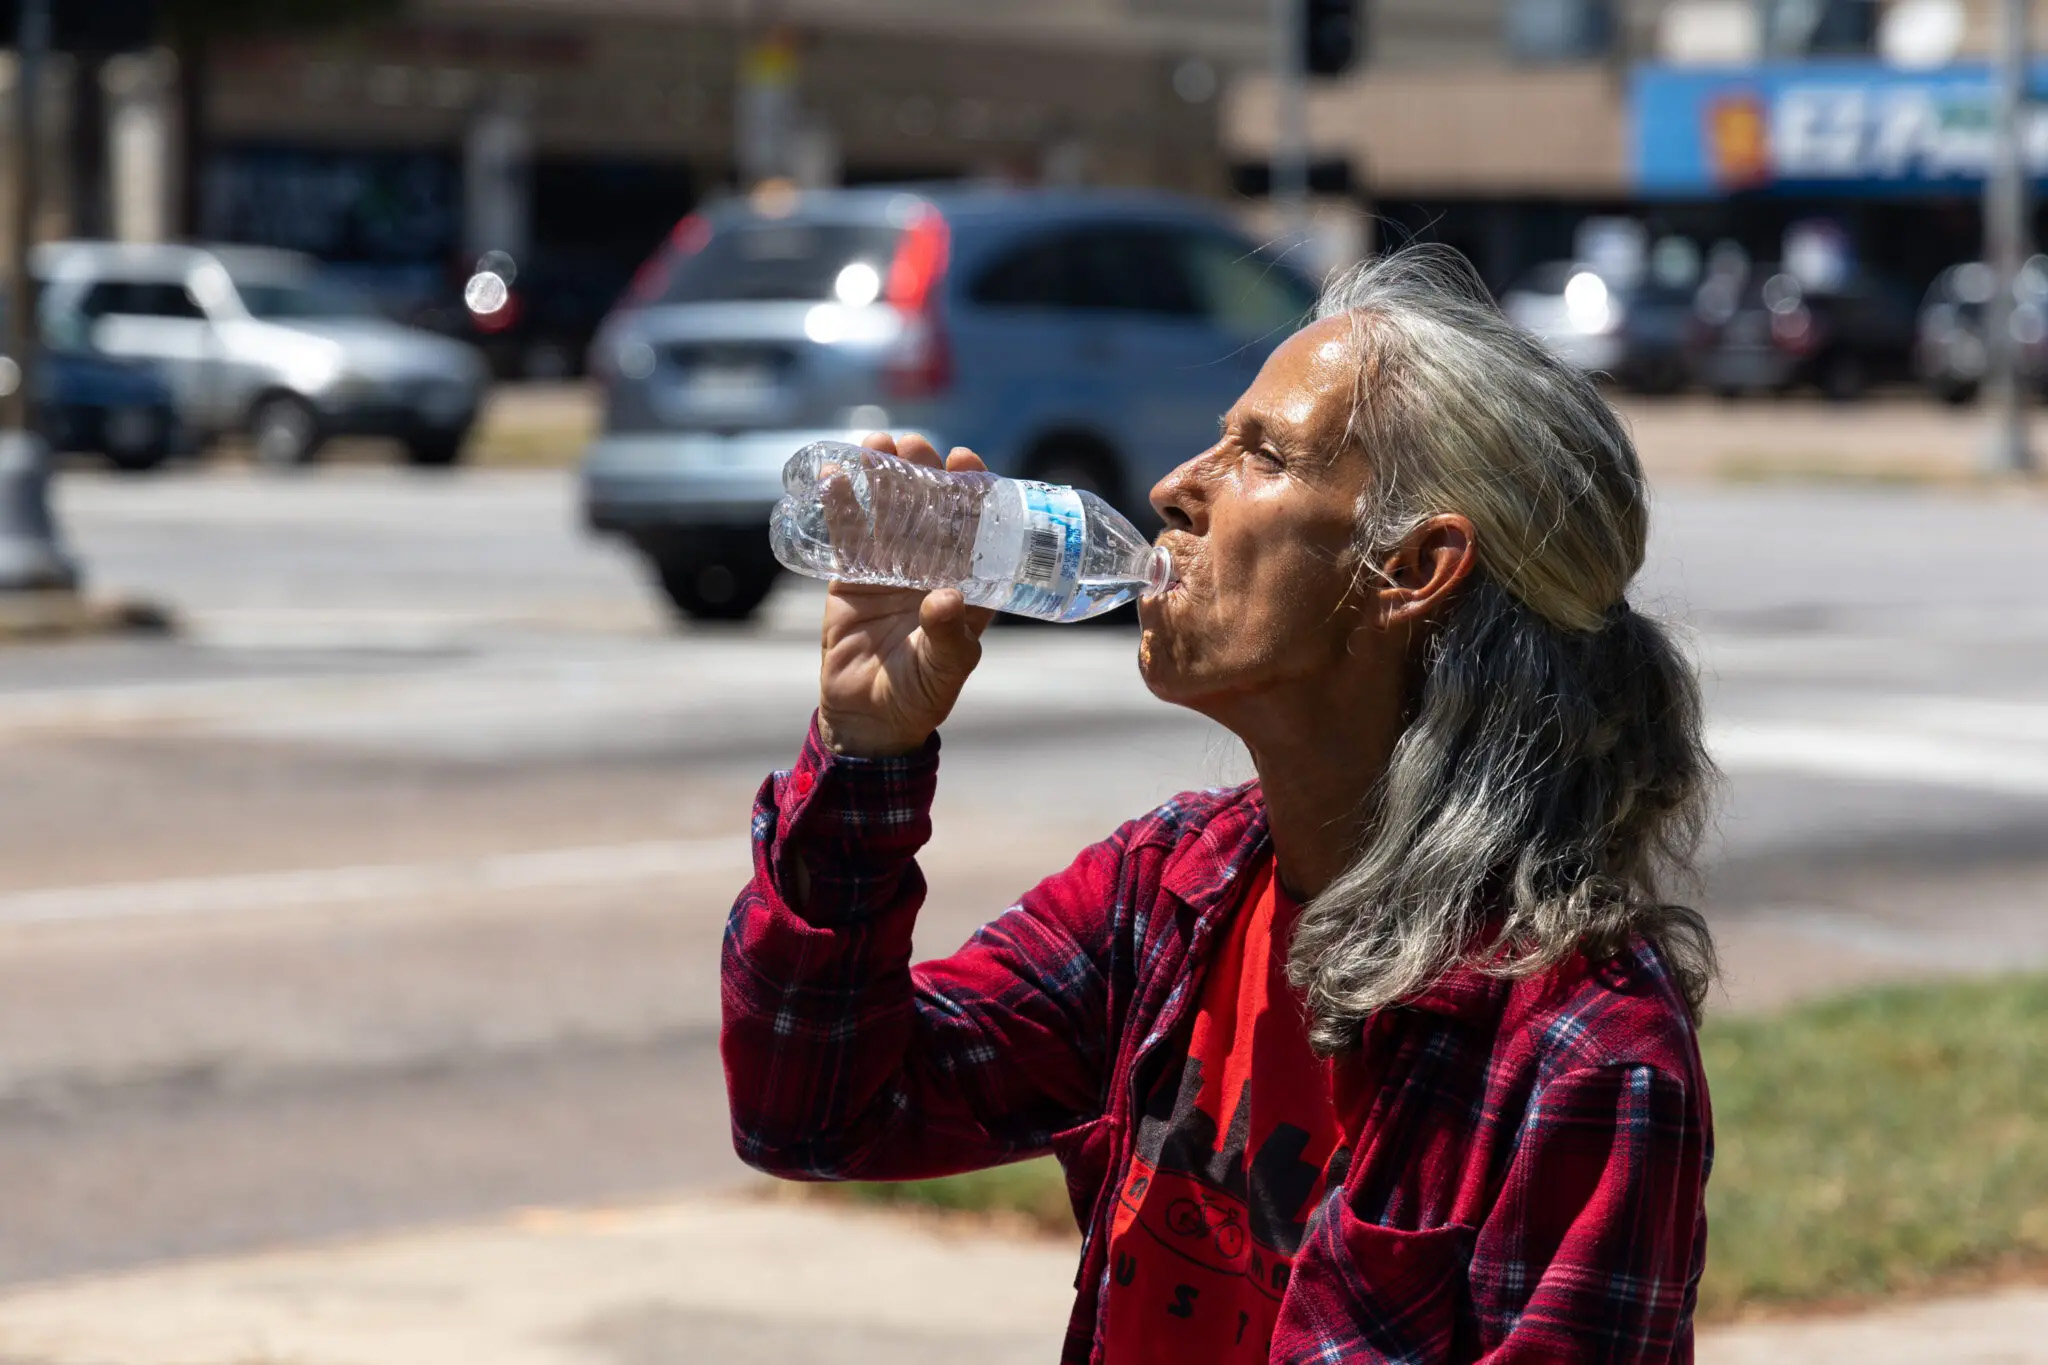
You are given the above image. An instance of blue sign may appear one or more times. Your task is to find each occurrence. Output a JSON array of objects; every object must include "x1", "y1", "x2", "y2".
[{"x1": 1633, "y1": 62, "x2": 2048, "y2": 197}]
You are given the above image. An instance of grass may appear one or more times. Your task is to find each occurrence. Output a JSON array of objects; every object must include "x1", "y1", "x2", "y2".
[
  {"x1": 831, "y1": 1156, "x2": 1077, "y2": 1233},
  {"x1": 810, "y1": 972, "x2": 2048, "y2": 1319},
  {"x1": 1699, "y1": 973, "x2": 2048, "y2": 1316}
]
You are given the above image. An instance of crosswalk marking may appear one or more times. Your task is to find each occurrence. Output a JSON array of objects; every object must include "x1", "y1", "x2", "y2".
[{"x1": 1709, "y1": 718, "x2": 2048, "y2": 799}]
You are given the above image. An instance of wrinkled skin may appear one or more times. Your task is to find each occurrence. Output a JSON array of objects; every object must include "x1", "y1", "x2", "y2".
[
  {"x1": 1136, "y1": 319, "x2": 1380, "y2": 713},
  {"x1": 1135, "y1": 317, "x2": 1477, "y2": 898}
]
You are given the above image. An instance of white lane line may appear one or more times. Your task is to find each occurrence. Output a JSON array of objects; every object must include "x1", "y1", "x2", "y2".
[
  {"x1": 1709, "y1": 720, "x2": 2048, "y2": 798},
  {"x1": 0, "y1": 640, "x2": 1150, "y2": 743},
  {"x1": 0, "y1": 836, "x2": 751, "y2": 927}
]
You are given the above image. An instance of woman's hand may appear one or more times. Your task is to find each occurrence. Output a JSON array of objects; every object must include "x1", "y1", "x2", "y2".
[{"x1": 815, "y1": 433, "x2": 997, "y2": 758}]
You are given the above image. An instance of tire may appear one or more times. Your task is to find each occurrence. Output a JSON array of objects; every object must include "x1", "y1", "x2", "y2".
[
  {"x1": 1022, "y1": 442, "x2": 1127, "y2": 515},
  {"x1": 1818, "y1": 351, "x2": 1868, "y2": 403},
  {"x1": 249, "y1": 394, "x2": 324, "y2": 469},
  {"x1": 1933, "y1": 377, "x2": 1981, "y2": 406},
  {"x1": 522, "y1": 340, "x2": 573, "y2": 381},
  {"x1": 652, "y1": 549, "x2": 781, "y2": 623},
  {"x1": 405, "y1": 429, "x2": 469, "y2": 468},
  {"x1": 1631, "y1": 355, "x2": 1687, "y2": 397},
  {"x1": 101, "y1": 405, "x2": 173, "y2": 473}
]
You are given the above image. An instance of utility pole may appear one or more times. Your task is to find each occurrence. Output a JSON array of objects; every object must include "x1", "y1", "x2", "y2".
[
  {"x1": 5, "y1": 0, "x2": 44, "y2": 435},
  {"x1": 1271, "y1": 0, "x2": 1309, "y2": 255},
  {"x1": 1985, "y1": 0, "x2": 2037, "y2": 475},
  {"x1": 0, "y1": 0, "x2": 78, "y2": 592}
]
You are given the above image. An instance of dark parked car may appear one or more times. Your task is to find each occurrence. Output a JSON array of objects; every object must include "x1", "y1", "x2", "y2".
[
  {"x1": 412, "y1": 251, "x2": 635, "y2": 381},
  {"x1": 5, "y1": 295, "x2": 182, "y2": 470},
  {"x1": 1500, "y1": 261, "x2": 1697, "y2": 393},
  {"x1": 1690, "y1": 265, "x2": 1918, "y2": 401},
  {"x1": 36, "y1": 347, "x2": 183, "y2": 471},
  {"x1": 1914, "y1": 258, "x2": 2048, "y2": 405}
]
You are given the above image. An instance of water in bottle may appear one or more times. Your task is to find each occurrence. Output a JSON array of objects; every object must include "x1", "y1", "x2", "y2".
[{"x1": 768, "y1": 440, "x2": 1175, "y2": 623}]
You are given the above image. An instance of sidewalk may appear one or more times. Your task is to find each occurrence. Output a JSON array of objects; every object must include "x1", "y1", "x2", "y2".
[
  {"x1": 0, "y1": 1195, "x2": 1074, "y2": 1365},
  {"x1": 0, "y1": 1192, "x2": 2043, "y2": 1364}
]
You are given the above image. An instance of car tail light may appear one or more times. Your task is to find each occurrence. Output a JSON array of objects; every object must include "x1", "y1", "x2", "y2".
[
  {"x1": 1771, "y1": 305, "x2": 1817, "y2": 356},
  {"x1": 474, "y1": 289, "x2": 521, "y2": 335},
  {"x1": 592, "y1": 214, "x2": 711, "y2": 382},
  {"x1": 623, "y1": 213, "x2": 711, "y2": 309},
  {"x1": 883, "y1": 207, "x2": 951, "y2": 399}
]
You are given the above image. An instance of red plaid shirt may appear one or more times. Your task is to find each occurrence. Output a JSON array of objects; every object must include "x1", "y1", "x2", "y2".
[{"x1": 723, "y1": 721, "x2": 1712, "y2": 1363}]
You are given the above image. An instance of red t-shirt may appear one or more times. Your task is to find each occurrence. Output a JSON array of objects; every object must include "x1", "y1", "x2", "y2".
[{"x1": 1102, "y1": 858, "x2": 1350, "y2": 1363}]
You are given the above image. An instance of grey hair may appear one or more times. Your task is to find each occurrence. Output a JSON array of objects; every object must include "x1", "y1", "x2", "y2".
[{"x1": 1287, "y1": 244, "x2": 1717, "y2": 1055}]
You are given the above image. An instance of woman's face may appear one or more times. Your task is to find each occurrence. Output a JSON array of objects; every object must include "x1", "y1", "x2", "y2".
[{"x1": 1137, "y1": 317, "x2": 1378, "y2": 711}]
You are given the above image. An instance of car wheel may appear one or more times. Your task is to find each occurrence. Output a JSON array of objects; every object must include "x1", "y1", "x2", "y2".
[
  {"x1": 1933, "y1": 377, "x2": 1981, "y2": 406},
  {"x1": 1023, "y1": 444, "x2": 1126, "y2": 513},
  {"x1": 1819, "y1": 351, "x2": 1869, "y2": 403},
  {"x1": 1633, "y1": 356, "x2": 1687, "y2": 396},
  {"x1": 249, "y1": 394, "x2": 324, "y2": 469},
  {"x1": 651, "y1": 549, "x2": 781, "y2": 624},
  {"x1": 102, "y1": 406, "x2": 172, "y2": 473},
  {"x1": 405, "y1": 429, "x2": 468, "y2": 468},
  {"x1": 522, "y1": 341, "x2": 573, "y2": 381}
]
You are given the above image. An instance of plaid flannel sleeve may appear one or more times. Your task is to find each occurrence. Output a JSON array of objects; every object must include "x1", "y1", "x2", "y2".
[
  {"x1": 1468, "y1": 1063, "x2": 1708, "y2": 1364},
  {"x1": 721, "y1": 715, "x2": 1121, "y2": 1184}
]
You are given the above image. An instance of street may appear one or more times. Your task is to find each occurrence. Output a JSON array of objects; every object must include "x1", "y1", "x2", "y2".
[{"x1": 1, "y1": 458, "x2": 2046, "y2": 1296}]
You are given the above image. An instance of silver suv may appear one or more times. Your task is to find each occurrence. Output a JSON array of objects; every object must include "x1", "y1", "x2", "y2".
[{"x1": 36, "y1": 242, "x2": 490, "y2": 467}]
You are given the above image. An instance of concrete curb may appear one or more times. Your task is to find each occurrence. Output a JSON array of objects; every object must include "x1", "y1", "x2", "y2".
[{"x1": 0, "y1": 592, "x2": 176, "y2": 644}]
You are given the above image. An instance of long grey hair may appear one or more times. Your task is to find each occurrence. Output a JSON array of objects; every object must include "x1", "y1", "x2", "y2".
[{"x1": 1286, "y1": 245, "x2": 1717, "y2": 1055}]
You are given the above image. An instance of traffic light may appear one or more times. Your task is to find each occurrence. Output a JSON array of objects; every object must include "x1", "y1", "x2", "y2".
[{"x1": 1304, "y1": 0, "x2": 1363, "y2": 77}]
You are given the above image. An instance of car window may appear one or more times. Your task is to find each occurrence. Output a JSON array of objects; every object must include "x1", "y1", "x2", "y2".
[
  {"x1": 1510, "y1": 263, "x2": 1581, "y2": 296},
  {"x1": 971, "y1": 233, "x2": 1083, "y2": 309},
  {"x1": 1178, "y1": 232, "x2": 1314, "y2": 337},
  {"x1": 654, "y1": 222, "x2": 903, "y2": 305},
  {"x1": 78, "y1": 280, "x2": 207, "y2": 320},
  {"x1": 1628, "y1": 282, "x2": 1697, "y2": 307},
  {"x1": 236, "y1": 277, "x2": 382, "y2": 320},
  {"x1": 1084, "y1": 228, "x2": 1201, "y2": 316},
  {"x1": 971, "y1": 226, "x2": 1201, "y2": 318}
]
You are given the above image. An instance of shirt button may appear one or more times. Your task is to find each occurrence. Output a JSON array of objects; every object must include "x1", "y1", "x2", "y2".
[{"x1": 793, "y1": 770, "x2": 816, "y2": 797}]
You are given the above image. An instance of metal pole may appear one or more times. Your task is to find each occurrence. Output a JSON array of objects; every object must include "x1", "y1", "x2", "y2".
[
  {"x1": 6, "y1": 0, "x2": 45, "y2": 432},
  {"x1": 0, "y1": 0, "x2": 78, "y2": 594},
  {"x1": 1986, "y1": 0, "x2": 2036, "y2": 475},
  {"x1": 1272, "y1": 0, "x2": 1309, "y2": 254}
]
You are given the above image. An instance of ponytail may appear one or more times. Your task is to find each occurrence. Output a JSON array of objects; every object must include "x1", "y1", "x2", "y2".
[{"x1": 1289, "y1": 578, "x2": 1718, "y2": 1055}]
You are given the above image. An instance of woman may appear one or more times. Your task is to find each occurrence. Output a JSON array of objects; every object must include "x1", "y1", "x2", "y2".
[{"x1": 723, "y1": 246, "x2": 1715, "y2": 1363}]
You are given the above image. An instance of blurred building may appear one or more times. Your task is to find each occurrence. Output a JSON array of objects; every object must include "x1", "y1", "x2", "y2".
[
  {"x1": 87, "y1": 0, "x2": 1268, "y2": 336},
  {"x1": 38, "y1": 0, "x2": 2048, "y2": 317}
]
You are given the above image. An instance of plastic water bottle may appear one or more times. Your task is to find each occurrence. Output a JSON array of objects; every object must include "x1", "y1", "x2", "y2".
[{"x1": 768, "y1": 440, "x2": 1175, "y2": 623}]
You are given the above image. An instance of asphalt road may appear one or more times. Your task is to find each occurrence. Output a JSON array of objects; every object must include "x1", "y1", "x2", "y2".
[{"x1": 0, "y1": 462, "x2": 2044, "y2": 1287}]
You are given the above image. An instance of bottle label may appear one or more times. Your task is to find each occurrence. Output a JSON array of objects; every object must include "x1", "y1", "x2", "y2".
[{"x1": 1002, "y1": 481, "x2": 1086, "y2": 618}]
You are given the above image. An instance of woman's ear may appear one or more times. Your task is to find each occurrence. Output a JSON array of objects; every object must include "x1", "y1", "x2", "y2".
[{"x1": 1377, "y1": 515, "x2": 1477, "y2": 627}]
